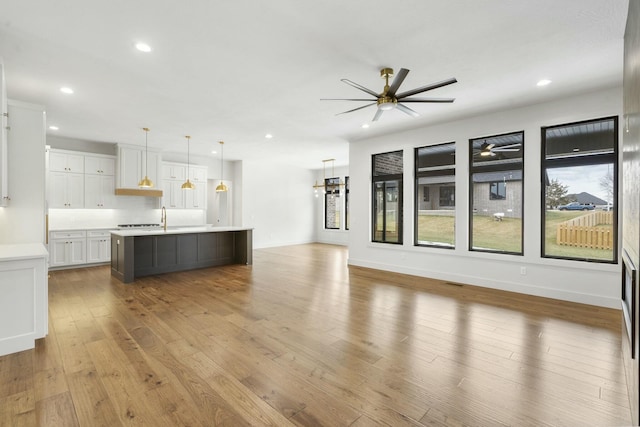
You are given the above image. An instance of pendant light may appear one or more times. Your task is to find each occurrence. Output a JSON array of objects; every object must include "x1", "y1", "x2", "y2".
[
  {"x1": 181, "y1": 135, "x2": 195, "y2": 190},
  {"x1": 138, "y1": 127, "x2": 154, "y2": 188},
  {"x1": 215, "y1": 141, "x2": 228, "y2": 192}
]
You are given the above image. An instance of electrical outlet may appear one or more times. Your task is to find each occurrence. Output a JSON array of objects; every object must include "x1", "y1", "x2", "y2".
[{"x1": 520, "y1": 266, "x2": 527, "y2": 275}]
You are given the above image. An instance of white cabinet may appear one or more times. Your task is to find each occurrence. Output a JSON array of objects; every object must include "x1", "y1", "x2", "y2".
[
  {"x1": 186, "y1": 185, "x2": 206, "y2": 208},
  {"x1": 49, "y1": 171, "x2": 84, "y2": 208},
  {"x1": 0, "y1": 59, "x2": 8, "y2": 207},
  {"x1": 85, "y1": 155, "x2": 115, "y2": 175},
  {"x1": 49, "y1": 230, "x2": 86, "y2": 267},
  {"x1": 162, "y1": 179, "x2": 186, "y2": 208},
  {"x1": 87, "y1": 230, "x2": 111, "y2": 263},
  {"x1": 84, "y1": 174, "x2": 114, "y2": 208},
  {"x1": 162, "y1": 163, "x2": 207, "y2": 209},
  {"x1": 49, "y1": 151, "x2": 84, "y2": 173},
  {"x1": 162, "y1": 163, "x2": 186, "y2": 181},
  {"x1": 0, "y1": 243, "x2": 48, "y2": 356},
  {"x1": 189, "y1": 166, "x2": 207, "y2": 184},
  {"x1": 117, "y1": 144, "x2": 161, "y2": 189}
]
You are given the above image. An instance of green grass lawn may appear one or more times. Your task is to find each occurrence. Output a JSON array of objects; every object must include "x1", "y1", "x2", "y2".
[
  {"x1": 417, "y1": 215, "x2": 455, "y2": 245},
  {"x1": 471, "y1": 215, "x2": 522, "y2": 252},
  {"x1": 403, "y1": 211, "x2": 614, "y2": 260},
  {"x1": 544, "y1": 210, "x2": 614, "y2": 260}
]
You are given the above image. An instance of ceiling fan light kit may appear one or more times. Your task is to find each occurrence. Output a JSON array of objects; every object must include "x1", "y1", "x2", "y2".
[{"x1": 322, "y1": 67, "x2": 457, "y2": 122}]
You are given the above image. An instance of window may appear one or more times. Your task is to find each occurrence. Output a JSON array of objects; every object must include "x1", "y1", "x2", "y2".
[
  {"x1": 439, "y1": 186, "x2": 455, "y2": 207},
  {"x1": 345, "y1": 176, "x2": 350, "y2": 230},
  {"x1": 372, "y1": 150, "x2": 403, "y2": 244},
  {"x1": 489, "y1": 182, "x2": 506, "y2": 200},
  {"x1": 324, "y1": 177, "x2": 341, "y2": 229},
  {"x1": 415, "y1": 143, "x2": 455, "y2": 248},
  {"x1": 541, "y1": 116, "x2": 617, "y2": 262},
  {"x1": 469, "y1": 131, "x2": 524, "y2": 254}
]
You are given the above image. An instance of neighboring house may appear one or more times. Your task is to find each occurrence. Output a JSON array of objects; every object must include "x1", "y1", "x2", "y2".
[
  {"x1": 568, "y1": 191, "x2": 608, "y2": 206},
  {"x1": 417, "y1": 176, "x2": 456, "y2": 211},
  {"x1": 472, "y1": 170, "x2": 523, "y2": 218}
]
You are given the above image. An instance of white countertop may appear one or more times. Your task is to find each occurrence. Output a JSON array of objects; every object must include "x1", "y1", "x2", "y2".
[
  {"x1": 110, "y1": 226, "x2": 253, "y2": 237},
  {"x1": 0, "y1": 243, "x2": 49, "y2": 261},
  {"x1": 49, "y1": 226, "x2": 119, "y2": 232}
]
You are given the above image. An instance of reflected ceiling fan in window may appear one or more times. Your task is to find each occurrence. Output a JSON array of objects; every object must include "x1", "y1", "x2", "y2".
[
  {"x1": 475, "y1": 142, "x2": 522, "y2": 157},
  {"x1": 321, "y1": 67, "x2": 457, "y2": 122}
]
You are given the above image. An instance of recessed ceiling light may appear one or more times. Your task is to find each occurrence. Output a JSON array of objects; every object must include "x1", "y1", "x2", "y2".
[
  {"x1": 536, "y1": 79, "x2": 552, "y2": 87},
  {"x1": 211, "y1": 150, "x2": 217, "y2": 154},
  {"x1": 361, "y1": 123, "x2": 370, "y2": 129},
  {"x1": 49, "y1": 125, "x2": 59, "y2": 130},
  {"x1": 60, "y1": 87, "x2": 74, "y2": 94},
  {"x1": 135, "y1": 42, "x2": 152, "y2": 53},
  {"x1": 265, "y1": 134, "x2": 273, "y2": 139}
]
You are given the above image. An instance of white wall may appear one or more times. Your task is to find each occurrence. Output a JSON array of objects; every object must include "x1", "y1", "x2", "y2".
[
  {"x1": 349, "y1": 87, "x2": 623, "y2": 308},
  {"x1": 241, "y1": 159, "x2": 315, "y2": 248},
  {"x1": 0, "y1": 101, "x2": 46, "y2": 244},
  {"x1": 314, "y1": 164, "x2": 350, "y2": 246}
]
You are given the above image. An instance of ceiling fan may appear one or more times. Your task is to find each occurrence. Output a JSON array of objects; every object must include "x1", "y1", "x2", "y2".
[
  {"x1": 322, "y1": 67, "x2": 457, "y2": 122},
  {"x1": 476, "y1": 142, "x2": 522, "y2": 157}
]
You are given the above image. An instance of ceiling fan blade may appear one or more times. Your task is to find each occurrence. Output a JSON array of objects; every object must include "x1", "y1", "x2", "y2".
[
  {"x1": 341, "y1": 79, "x2": 380, "y2": 98},
  {"x1": 396, "y1": 77, "x2": 458, "y2": 99},
  {"x1": 321, "y1": 98, "x2": 378, "y2": 101},
  {"x1": 396, "y1": 103, "x2": 419, "y2": 117},
  {"x1": 336, "y1": 102, "x2": 376, "y2": 116},
  {"x1": 398, "y1": 97, "x2": 455, "y2": 103},
  {"x1": 495, "y1": 143, "x2": 522, "y2": 149},
  {"x1": 387, "y1": 68, "x2": 409, "y2": 97},
  {"x1": 493, "y1": 148, "x2": 520, "y2": 152},
  {"x1": 372, "y1": 108, "x2": 384, "y2": 122}
]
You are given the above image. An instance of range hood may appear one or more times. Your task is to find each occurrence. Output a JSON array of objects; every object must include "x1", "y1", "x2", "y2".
[{"x1": 115, "y1": 188, "x2": 163, "y2": 197}]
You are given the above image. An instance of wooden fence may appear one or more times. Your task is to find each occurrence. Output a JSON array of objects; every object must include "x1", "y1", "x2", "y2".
[{"x1": 556, "y1": 211, "x2": 614, "y2": 250}]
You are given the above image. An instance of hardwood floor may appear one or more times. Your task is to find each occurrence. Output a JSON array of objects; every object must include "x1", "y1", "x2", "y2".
[{"x1": 0, "y1": 243, "x2": 631, "y2": 426}]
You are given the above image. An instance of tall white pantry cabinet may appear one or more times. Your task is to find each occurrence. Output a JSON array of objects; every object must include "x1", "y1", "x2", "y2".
[{"x1": 0, "y1": 94, "x2": 48, "y2": 356}]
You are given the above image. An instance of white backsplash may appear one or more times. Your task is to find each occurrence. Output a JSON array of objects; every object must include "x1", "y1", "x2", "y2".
[{"x1": 49, "y1": 196, "x2": 206, "y2": 230}]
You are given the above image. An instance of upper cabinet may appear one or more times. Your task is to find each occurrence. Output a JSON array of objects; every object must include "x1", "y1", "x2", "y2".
[
  {"x1": 0, "y1": 59, "x2": 8, "y2": 207},
  {"x1": 117, "y1": 144, "x2": 161, "y2": 189},
  {"x1": 47, "y1": 150, "x2": 116, "y2": 209},
  {"x1": 49, "y1": 151, "x2": 84, "y2": 173},
  {"x1": 161, "y1": 162, "x2": 207, "y2": 209},
  {"x1": 85, "y1": 155, "x2": 115, "y2": 175}
]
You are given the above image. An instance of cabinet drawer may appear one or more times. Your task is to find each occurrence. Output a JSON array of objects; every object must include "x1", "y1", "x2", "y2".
[
  {"x1": 51, "y1": 230, "x2": 86, "y2": 239},
  {"x1": 87, "y1": 230, "x2": 111, "y2": 238}
]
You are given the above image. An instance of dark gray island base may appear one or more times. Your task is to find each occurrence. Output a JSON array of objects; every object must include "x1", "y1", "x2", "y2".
[{"x1": 110, "y1": 227, "x2": 253, "y2": 283}]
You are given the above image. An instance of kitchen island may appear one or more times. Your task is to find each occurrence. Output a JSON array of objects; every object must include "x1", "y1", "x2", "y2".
[{"x1": 110, "y1": 226, "x2": 252, "y2": 283}]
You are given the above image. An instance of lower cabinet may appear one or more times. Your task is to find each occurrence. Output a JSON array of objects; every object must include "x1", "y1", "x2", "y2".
[
  {"x1": 49, "y1": 231, "x2": 86, "y2": 267},
  {"x1": 0, "y1": 244, "x2": 48, "y2": 356},
  {"x1": 49, "y1": 229, "x2": 112, "y2": 268},
  {"x1": 87, "y1": 230, "x2": 111, "y2": 263}
]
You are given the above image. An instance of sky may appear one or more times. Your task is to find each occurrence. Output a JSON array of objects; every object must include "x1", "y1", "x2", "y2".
[{"x1": 547, "y1": 164, "x2": 613, "y2": 203}]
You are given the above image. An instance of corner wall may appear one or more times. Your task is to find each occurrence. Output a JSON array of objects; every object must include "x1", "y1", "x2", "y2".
[
  {"x1": 241, "y1": 159, "x2": 315, "y2": 248},
  {"x1": 349, "y1": 87, "x2": 622, "y2": 308}
]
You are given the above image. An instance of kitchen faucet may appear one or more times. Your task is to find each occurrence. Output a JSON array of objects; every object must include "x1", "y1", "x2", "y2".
[{"x1": 161, "y1": 206, "x2": 167, "y2": 231}]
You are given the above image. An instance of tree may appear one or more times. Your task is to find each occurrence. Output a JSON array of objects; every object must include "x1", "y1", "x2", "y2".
[
  {"x1": 546, "y1": 178, "x2": 570, "y2": 209},
  {"x1": 599, "y1": 166, "x2": 614, "y2": 203}
]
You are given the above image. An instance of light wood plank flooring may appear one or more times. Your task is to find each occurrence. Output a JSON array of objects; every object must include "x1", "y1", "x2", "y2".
[{"x1": 0, "y1": 243, "x2": 631, "y2": 426}]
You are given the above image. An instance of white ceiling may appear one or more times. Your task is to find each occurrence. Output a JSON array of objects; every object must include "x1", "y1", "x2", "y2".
[{"x1": 0, "y1": 1, "x2": 628, "y2": 169}]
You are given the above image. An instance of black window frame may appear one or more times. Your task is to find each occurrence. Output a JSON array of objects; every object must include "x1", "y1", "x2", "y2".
[
  {"x1": 540, "y1": 116, "x2": 618, "y2": 264},
  {"x1": 414, "y1": 142, "x2": 456, "y2": 248},
  {"x1": 324, "y1": 177, "x2": 341, "y2": 230},
  {"x1": 469, "y1": 130, "x2": 525, "y2": 255},
  {"x1": 372, "y1": 150, "x2": 403, "y2": 244},
  {"x1": 345, "y1": 176, "x2": 350, "y2": 230}
]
